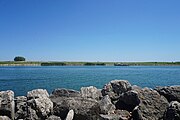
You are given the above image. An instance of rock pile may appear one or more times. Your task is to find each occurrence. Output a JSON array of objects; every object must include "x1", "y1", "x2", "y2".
[{"x1": 0, "y1": 80, "x2": 180, "y2": 120}]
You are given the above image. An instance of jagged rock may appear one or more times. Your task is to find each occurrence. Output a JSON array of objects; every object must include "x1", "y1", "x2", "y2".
[
  {"x1": 81, "y1": 86, "x2": 101, "y2": 100},
  {"x1": 131, "y1": 85, "x2": 142, "y2": 90},
  {"x1": 0, "y1": 116, "x2": 11, "y2": 120},
  {"x1": 27, "y1": 89, "x2": 49, "y2": 99},
  {"x1": 47, "y1": 115, "x2": 61, "y2": 120},
  {"x1": 100, "y1": 114, "x2": 120, "y2": 120},
  {"x1": 0, "y1": 90, "x2": 15, "y2": 120},
  {"x1": 65, "y1": 109, "x2": 74, "y2": 120},
  {"x1": 99, "y1": 95, "x2": 115, "y2": 114},
  {"x1": 164, "y1": 101, "x2": 180, "y2": 120},
  {"x1": 100, "y1": 110, "x2": 131, "y2": 120},
  {"x1": 27, "y1": 89, "x2": 53, "y2": 119},
  {"x1": 15, "y1": 96, "x2": 27, "y2": 119},
  {"x1": 131, "y1": 106, "x2": 143, "y2": 120},
  {"x1": 97, "y1": 89, "x2": 103, "y2": 99},
  {"x1": 51, "y1": 88, "x2": 81, "y2": 97},
  {"x1": 26, "y1": 107, "x2": 39, "y2": 120},
  {"x1": 34, "y1": 97, "x2": 53, "y2": 118},
  {"x1": 116, "y1": 90, "x2": 140, "y2": 111},
  {"x1": 51, "y1": 96, "x2": 100, "y2": 120},
  {"x1": 101, "y1": 80, "x2": 132, "y2": 100},
  {"x1": 131, "y1": 88, "x2": 169, "y2": 120},
  {"x1": 155, "y1": 86, "x2": 180, "y2": 102}
]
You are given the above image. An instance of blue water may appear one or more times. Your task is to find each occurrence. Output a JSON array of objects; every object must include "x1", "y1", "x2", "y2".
[{"x1": 0, "y1": 66, "x2": 180, "y2": 96}]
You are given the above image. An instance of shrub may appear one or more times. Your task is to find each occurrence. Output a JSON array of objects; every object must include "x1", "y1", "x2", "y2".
[
  {"x1": 41, "y1": 62, "x2": 66, "y2": 66},
  {"x1": 14, "y1": 56, "x2": 26, "y2": 61},
  {"x1": 84, "y1": 62, "x2": 96, "y2": 66}
]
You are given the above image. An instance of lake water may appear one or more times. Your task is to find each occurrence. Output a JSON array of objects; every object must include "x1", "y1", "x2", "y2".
[{"x1": 0, "y1": 66, "x2": 180, "y2": 96}]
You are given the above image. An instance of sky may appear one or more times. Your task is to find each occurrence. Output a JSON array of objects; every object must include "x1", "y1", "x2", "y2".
[{"x1": 0, "y1": 0, "x2": 180, "y2": 62}]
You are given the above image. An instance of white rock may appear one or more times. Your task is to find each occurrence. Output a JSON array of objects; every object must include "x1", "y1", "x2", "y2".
[
  {"x1": 65, "y1": 109, "x2": 74, "y2": 120},
  {"x1": 81, "y1": 86, "x2": 100, "y2": 100}
]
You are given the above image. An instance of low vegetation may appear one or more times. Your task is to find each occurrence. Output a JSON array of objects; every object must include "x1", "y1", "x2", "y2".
[
  {"x1": 0, "y1": 61, "x2": 180, "y2": 66},
  {"x1": 41, "y1": 62, "x2": 66, "y2": 66},
  {"x1": 84, "y1": 62, "x2": 106, "y2": 66}
]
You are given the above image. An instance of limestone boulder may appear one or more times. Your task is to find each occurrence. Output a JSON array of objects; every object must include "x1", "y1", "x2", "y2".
[
  {"x1": 27, "y1": 89, "x2": 49, "y2": 99},
  {"x1": 15, "y1": 96, "x2": 27, "y2": 119},
  {"x1": 81, "y1": 86, "x2": 101, "y2": 100},
  {"x1": 101, "y1": 80, "x2": 132, "y2": 100},
  {"x1": 46, "y1": 115, "x2": 61, "y2": 120},
  {"x1": 51, "y1": 88, "x2": 81, "y2": 97},
  {"x1": 51, "y1": 96, "x2": 100, "y2": 120},
  {"x1": 155, "y1": 86, "x2": 180, "y2": 102},
  {"x1": 0, "y1": 116, "x2": 11, "y2": 120},
  {"x1": 99, "y1": 95, "x2": 115, "y2": 114},
  {"x1": 27, "y1": 89, "x2": 53, "y2": 119},
  {"x1": 26, "y1": 107, "x2": 38, "y2": 120},
  {"x1": 164, "y1": 101, "x2": 180, "y2": 120},
  {"x1": 0, "y1": 90, "x2": 15, "y2": 120},
  {"x1": 100, "y1": 110, "x2": 131, "y2": 120},
  {"x1": 116, "y1": 90, "x2": 140, "y2": 111},
  {"x1": 131, "y1": 88, "x2": 169, "y2": 120},
  {"x1": 65, "y1": 109, "x2": 74, "y2": 120}
]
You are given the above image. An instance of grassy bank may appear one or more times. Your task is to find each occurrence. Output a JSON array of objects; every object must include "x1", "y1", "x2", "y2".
[
  {"x1": 0, "y1": 61, "x2": 41, "y2": 66},
  {"x1": 0, "y1": 61, "x2": 180, "y2": 66}
]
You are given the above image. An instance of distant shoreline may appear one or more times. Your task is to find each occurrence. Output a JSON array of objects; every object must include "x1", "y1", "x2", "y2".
[{"x1": 0, "y1": 61, "x2": 180, "y2": 66}]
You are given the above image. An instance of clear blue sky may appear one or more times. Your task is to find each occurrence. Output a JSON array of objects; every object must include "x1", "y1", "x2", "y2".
[{"x1": 0, "y1": 0, "x2": 180, "y2": 62}]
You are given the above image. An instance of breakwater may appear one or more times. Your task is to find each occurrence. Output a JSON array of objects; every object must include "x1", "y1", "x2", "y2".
[{"x1": 0, "y1": 80, "x2": 179, "y2": 120}]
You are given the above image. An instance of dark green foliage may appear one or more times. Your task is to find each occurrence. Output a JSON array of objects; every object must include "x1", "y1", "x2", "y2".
[
  {"x1": 84, "y1": 62, "x2": 106, "y2": 66},
  {"x1": 96, "y1": 63, "x2": 106, "y2": 66},
  {"x1": 14, "y1": 56, "x2": 26, "y2": 61},
  {"x1": 84, "y1": 62, "x2": 96, "y2": 66},
  {"x1": 41, "y1": 62, "x2": 66, "y2": 66},
  {"x1": 174, "y1": 62, "x2": 180, "y2": 64}
]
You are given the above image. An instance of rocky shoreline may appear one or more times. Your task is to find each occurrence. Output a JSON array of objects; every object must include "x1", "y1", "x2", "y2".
[{"x1": 0, "y1": 80, "x2": 180, "y2": 120}]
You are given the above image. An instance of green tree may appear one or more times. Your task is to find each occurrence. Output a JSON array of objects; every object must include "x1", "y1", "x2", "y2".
[{"x1": 14, "y1": 56, "x2": 26, "y2": 61}]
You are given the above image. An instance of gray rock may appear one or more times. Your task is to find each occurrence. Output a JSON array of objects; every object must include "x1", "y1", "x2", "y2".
[
  {"x1": 46, "y1": 115, "x2": 61, "y2": 120},
  {"x1": 0, "y1": 116, "x2": 11, "y2": 120},
  {"x1": 97, "y1": 89, "x2": 103, "y2": 99},
  {"x1": 0, "y1": 90, "x2": 15, "y2": 120},
  {"x1": 65, "y1": 109, "x2": 74, "y2": 120},
  {"x1": 110, "y1": 80, "x2": 132, "y2": 94},
  {"x1": 131, "y1": 88, "x2": 169, "y2": 120},
  {"x1": 99, "y1": 95, "x2": 115, "y2": 114},
  {"x1": 27, "y1": 89, "x2": 49, "y2": 100},
  {"x1": 155, "y1": 86, "x2": 180, "y2": 102},
  {"x1": 100, "y1": 114, "x2": 120, "y2": 120},
  {"x1": 15, "y1": 96, "x2": 27, "y2": 119},
  {"x1": 26, "y1": 107, "x2": 39, "y2": 120},
  {"x1": 51, "y1": 88, "x2": 81, "y2": 97},
  {"x1": 51, "y1": 96, "x2": 100, "y2": 120},
  {"x1": 27, "y1": 89, "x2": 53, "y2": 119},
  {"x1": 15, "y1": 96, "x2": 27, "y2": 102},
  {"x1": 100, "y1": 110, "x2": 131, "y2": 120},
  {"x1": 116, "y1": 90, "x2": 140, "y2": 111},
  {"x1": 131, "y1": 85, "x2": 142, "y2": 90},
  {"x1": 34, "y1": 97, "x2": 53, "y2": 118},
  {"x1": 101, "y1": 80, "x2": 132, "y2": 100},
  {"x1": 81, "y1": 86, "x2": 101, "y2": 100},
  {"x1": 164, "y1": 101, "x2": 180, "y2": 120}
]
